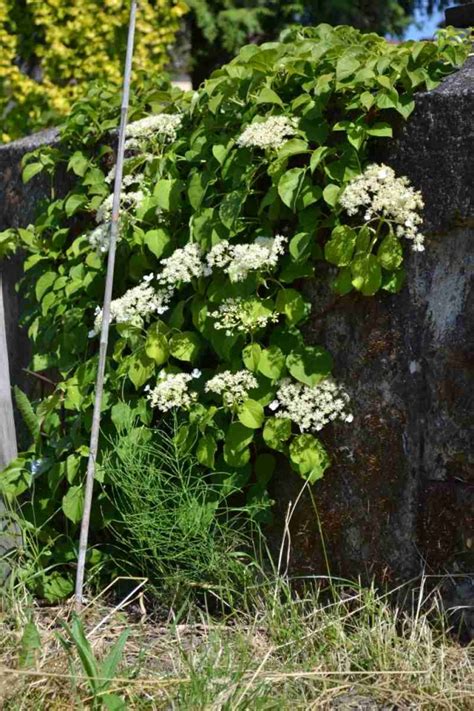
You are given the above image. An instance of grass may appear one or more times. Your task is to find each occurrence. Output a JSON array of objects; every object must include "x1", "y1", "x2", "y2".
[{"x1": 0, "y1": 573, "x2": 472, "y2": 709}]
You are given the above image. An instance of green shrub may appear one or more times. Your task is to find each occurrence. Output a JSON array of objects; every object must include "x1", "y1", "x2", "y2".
[{"x1": 0, "y1": 24, "x2": 470, "y2": 598}]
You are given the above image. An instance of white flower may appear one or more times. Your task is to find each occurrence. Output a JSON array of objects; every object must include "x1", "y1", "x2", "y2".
[
  {"x1": 339, "y1": 163, "x2": 425, "y2": 252},
  {"x1": 271, "y1": 378, "x2": 352, "y2": 433},
  {"x1": 95, "y1": 189, "x2": 145, "y2": 225},
  {"x1": 92, "y1": 279, "x2": 172, "y2": 334},
  {"x1": 237, "y1": 116, "x2": 297, "y2": 150},
  {"x1": 146, "y1": 372, "x2": 197, "y2": 412},
  {"x1": 191, "y1": 368, "x2": 202, "y2": 379},
  {"x1": 157, "y1": 243, "x2": 210, "y2": 287},
  {"x1": 205, "y1": 370, "x2": 258, "y2": 408},
  {"x1": 88, "y1": 222, "x2": 112, "y2": 254},
  {"x1": 209, "y1": 297, "x2": 279, "y2": 335},
  {"x1": 206, "y1": 235, "x2": 287, "y2": 282},
  {"x1": 125, "y1": 114, "x2": 182, "y2": 149}
]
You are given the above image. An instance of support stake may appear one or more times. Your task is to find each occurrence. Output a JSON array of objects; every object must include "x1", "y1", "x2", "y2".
[{"x1": 75, "y1": 0, "x2": 137, "y2": 610}]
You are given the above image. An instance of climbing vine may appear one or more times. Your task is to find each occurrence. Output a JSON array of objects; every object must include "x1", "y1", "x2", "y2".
[{"x1": 0, "y1": 24, "x2": 470, "y2": 599}]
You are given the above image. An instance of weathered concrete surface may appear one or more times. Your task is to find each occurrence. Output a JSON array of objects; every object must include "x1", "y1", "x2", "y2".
[{"x1": 270, "y1": 58, "x2": 474, "y2": 612}]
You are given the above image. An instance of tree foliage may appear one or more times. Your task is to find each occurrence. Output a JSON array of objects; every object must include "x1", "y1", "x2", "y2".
[{"x1": 0, "y1": 0, "x2": 187, "y2": 142}]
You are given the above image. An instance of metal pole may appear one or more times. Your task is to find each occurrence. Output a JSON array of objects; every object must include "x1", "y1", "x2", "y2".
[{"x1": 75, "y1": 0, "x2": 137, "y2": 610}]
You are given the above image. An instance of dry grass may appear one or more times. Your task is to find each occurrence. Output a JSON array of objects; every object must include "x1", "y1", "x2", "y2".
[{"x1": 0, "y1": 575, "x2": 472, "y2": 709}]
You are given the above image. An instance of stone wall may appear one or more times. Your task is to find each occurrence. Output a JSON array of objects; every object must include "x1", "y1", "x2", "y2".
[{"x1": 0, "y1": 62, "x2": 472, "y2": 602}]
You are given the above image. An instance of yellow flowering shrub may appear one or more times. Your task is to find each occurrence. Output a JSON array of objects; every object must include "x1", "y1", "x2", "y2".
[{"x1": 0, "y1": 0, "x2": 187, "y2": 142}]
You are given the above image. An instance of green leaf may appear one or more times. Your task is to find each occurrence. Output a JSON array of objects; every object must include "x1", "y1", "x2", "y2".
[
  {"x1": 238, "y1": 399, "x2": 264, "y2": 429},
  {"x1": 351, "y1": 254, "x2": 382, "y2": 296},
  {"x1": 188, "y1": 173, "x2": 207, "y2": 210},
  {"x1": 242, "y1": 343, "x2": 261, "y2": 371},
  {"x1": 153, "y1": 179, "x2": 181, "y2": 212},
  {"x1": 19, "y1": 621, "x2": 41, "y2": 669},
  {"x1": 219, "y1": 190, "x2": 244, "y2": 228},
  {"x1": 332, "y1": 266, "x2": 353, "y2": 295},
  {"x1": 377, "y1": 234, "x2": 403, "y2": 270},
  {"x1": 258, "y1": 345, "x2": 286, "y2": 380},
  {"x1": 289, "y1": 434, "x2": 330, "y2": 482},
  {"x1": 100, "y1": 629, "x2": 129, "y2": 682},
  {"x1": 144, "y1": 229, "x2": 170, "y2": 259},
  {"x1": 13, "y1": 386, "x2": 40, "y2": 442},
  {"x1": 256, "y1": 87, "x2": 284, "y2": 106},
  {"x1": 197, "y1": 434, "x2": 217, "y2": 468},
  {"x1": 254, "y1": 453, "x2": 276, "y2": 485},
  {"x1": 324, "y1": 225, "x2": 357, "y2": 267},
  {"x1": 263, "y1": 416, "x2": 292, "y2": 451},
  {"x1": 224, "y1": 422, "x2": 254, "y2": 467},
  {"x1": 286, "y1": 346, "x2": 333, "y2": 386},
  {"x1": 275, "y1": 289, "x2": 307, "y2": 325},
  {"x1": 128, "y1": 352, "x2": 155, "y2": 388},
  {"x1": 65, "y1": 193, "x2": 87, "y2": 217},
  {"x1": 277, "y1": 138, "x2": 309, "y2": 160},
  {"x1": 67, "y1": 151, "x2": 89, "y2": 177},
  {"x1": 336, "y1": 55, "x2": 360, "y2": 81},
  {"x1": 289, "y1": 232, "x2": 312, "y2": 263},
  {"x1": 169, "y1": 332, "x2": 200, "y2": 362},
  {"x1": 382, "y1": 268, "x2": 406, "y2": 293},
  {"x1": 322, "y1": 183, "x2": 340, "y2": 207},
  {"x1": 145, "y1": 330, "x2": 169, "y2": 365},
  {"x1": 62, "y1": 485, "x2": 84, "y2": 524},
  {"x1": 310, "y1": 146, "x2": 331, "y2": 173},
  {"x1": 278, "y1": 168, "x2": 306, "y2": 211},
  {"x1": 35, "y1": 271, "x2": 56, "y2": 301},
  {"x1": 366, "y1": 122, "x2": 393, "y2": 138},
  {"x1": 43, "y1": 573, "x2": 74, "y2": 603},
  {"x1": 111, "y1": 402, "x2": 133, "y2": 431},
  {"x1": 23, "y1": 162, "x2": 44, "y2": 183}
]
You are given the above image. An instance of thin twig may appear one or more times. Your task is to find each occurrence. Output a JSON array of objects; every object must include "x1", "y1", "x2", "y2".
[{"x1": 74, "y1": 0, "x2": 137, "y2": 610}]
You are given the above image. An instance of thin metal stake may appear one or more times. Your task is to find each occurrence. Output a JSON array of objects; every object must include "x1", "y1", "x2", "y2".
[{"x1": 75, "y1": 0, "x2": 137, "y2": 610}]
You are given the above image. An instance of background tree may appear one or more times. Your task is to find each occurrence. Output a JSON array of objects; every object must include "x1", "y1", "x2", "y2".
[
  {"x1": 0, "y1": 0, "x2": 187, "y2": 142},
  {"x1": 185, "y1": 0, "x2": 469, "y2": 86}
]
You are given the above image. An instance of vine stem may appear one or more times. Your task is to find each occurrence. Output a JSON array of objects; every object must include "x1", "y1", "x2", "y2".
[{"x1": 74, "y1": 0, "x2": 137, "y2": 611}]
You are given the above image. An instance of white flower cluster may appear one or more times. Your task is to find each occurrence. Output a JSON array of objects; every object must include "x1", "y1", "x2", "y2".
[
  {"x1": 207, "y1": 235, "x2": 287, "y2": 282},
  {"x1": 339, "y1": 164, "x2": 425, "y2": 252},
  {"x1": 105, "y1": 166, "x2": 145, "y2": 186},
  {"x1": 205, "y1": 370, "x2": 258, "y2": 408},
  {"x1": 237, "y1": 115, "x2": 296, "y2": 150},
  {"x1": 269, "y1": 378, "x2": 353, "y2": 433},
  {"x1": 95, "y1": 190, "x2": 145, "y2": 225},
  {"x1": 87, "y1": 222, "x2": 111, "y2": 254},
  {"x1": 145, "y1": 370, "x2": 200, "y2": 412},
  {"x1": 157, "y1": 242, "x2": 211, "y2": 287},
  {"x1": 125, "y1": 114, "x2": 182, "y2": 150},
  {"x1": 209, "y1": 297, "x2": 279, "y2": 335},
  {"x1": 92, "y1": 276, "x2": 172, "y2": 335}
]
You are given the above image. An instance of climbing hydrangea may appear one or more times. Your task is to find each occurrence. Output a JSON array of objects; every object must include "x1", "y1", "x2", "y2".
[
  {"x1": 145, "y1": 371, "x2": 199, "y2": 412},
  {"x1": 157, "y1": 243, "x2": 211, "y2": 287},
  {"x1": 209, "y1": 297, "x2": 279, "y2": 335},
  {"x1": 205, "y1": 370, "x2": 258, "y2": 408},
  {"x1": 237, "y1": 116, "x2": 297, "y2": 150},
  {"x1": 125, "y1": 114, "x2": 182, "y2": 150},
  {"x1": 207, "y1": 235, "x2": 287, "y2": 282},
  {"x1": 92, "y1": 277, "x2": 172, "y2": 334},
  {"x1": 269, "y1": 378, "x2": 353, "y2": 433},
  {"x1": 339, "y1": 164, "x2": 425, "y2": 252}
]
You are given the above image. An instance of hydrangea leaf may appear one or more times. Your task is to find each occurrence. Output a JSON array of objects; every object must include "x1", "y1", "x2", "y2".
[
  {"x1": 196, "y1": 433, "x2": 217, "y2": 468},
  {"x1": 324, "y1": 225, "x2": 357, "y2": 267},
  {"x1": 144, "y1": 229, "x2": 171, "y2": 259},
  {"x1": 238, "y1": 399, "x2": 265, "y2": 429},
  {"x1": 377, "y1": 234, "x2": 403, "y2": 270},
  {"x1": 258, "y1": 345, "x2": 286, "y2": 380},
  {"x1": 263, "y1": 416, "x2": 292, "y2": 451},
  {"x1": 351, "y1": 254, "x2": 382, "y2": 295},
  {"x1": 62, "y1": 484, "x2": 84, "y2": 524},
  {"x1": 286, "y1": 346, "x2": 333, "y2": 386},
  {"x1": 169, "y1": 332, "x2": 201, "y2": 362},
  {"x1": 275, "y1": 289, "x2": 307, "y2": 325},
  {"x1": 145, "y1": 331, "x2": 169, "y2": 365},
  {"x1": 242, "y1": 343, "x2": 262, "y2": 371},
  {"x1": 278, "y1": 168, "x2": 306, "y2": 210},
  {"x1": 289, "y1": 434, "x2": 330, "y2": 482}
]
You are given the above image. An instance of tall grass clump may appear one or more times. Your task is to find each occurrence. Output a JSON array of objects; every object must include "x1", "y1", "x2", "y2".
[{"x1": 102, "y1": 419, "x2": 260, "y2": 608}]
